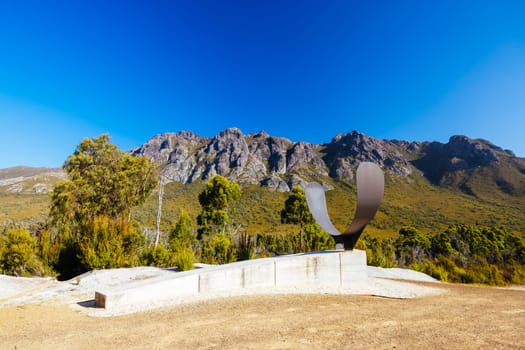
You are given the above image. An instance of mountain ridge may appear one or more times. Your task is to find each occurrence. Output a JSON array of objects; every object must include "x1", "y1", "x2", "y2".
[
  {"x1": 2, "y1": 128, "x2": 523, "y2": 199},
  {"x1": 131, "y1": 128, "x2": 525, "y2": 199},
  {"x1": 1, "y1": 128, "x2": 524, "y2": 235}
]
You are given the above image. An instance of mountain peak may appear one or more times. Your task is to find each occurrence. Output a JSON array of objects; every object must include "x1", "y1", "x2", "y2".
[{"x1": 131, "y1": 128, "x2": 525, "y2": 197}]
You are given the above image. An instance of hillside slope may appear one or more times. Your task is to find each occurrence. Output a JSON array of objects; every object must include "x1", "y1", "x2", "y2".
[
  {"x1": 1, "y1": 129, "x2": 524, "y2": 236},
  {"x1": 131, "y1": 128, "x2": 525, "y2": 237}
]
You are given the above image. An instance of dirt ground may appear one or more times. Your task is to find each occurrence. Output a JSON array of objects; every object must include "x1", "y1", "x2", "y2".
[{"x1": 0, "y1": 282, "x2": 524, "y2": 350}]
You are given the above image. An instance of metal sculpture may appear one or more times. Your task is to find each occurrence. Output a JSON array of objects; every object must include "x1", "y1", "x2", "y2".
[{"x1": 302, "y1": 162, "x2": 384, "y2": 250}]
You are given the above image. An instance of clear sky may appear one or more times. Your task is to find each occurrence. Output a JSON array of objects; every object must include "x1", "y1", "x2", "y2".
[{"x1": 1, "y1": 0, "x2": 525, "y2": 168}]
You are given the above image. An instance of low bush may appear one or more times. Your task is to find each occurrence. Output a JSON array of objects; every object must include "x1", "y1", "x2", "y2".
[
  {"x1": 174, "y1": 247, "x2": 195, "y2": 271},
  {"x1": 201, "y1": 232, "x2": 237, "y2": 264},
  {"x1": 141, "y1": 244, "x2": 171, "y2": 267},
  {"x1": 0, "y1": 227, "x2": 46, "y2": 276}
]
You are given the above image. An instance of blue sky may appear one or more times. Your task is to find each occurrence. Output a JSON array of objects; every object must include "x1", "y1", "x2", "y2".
[{"x1": 1, "y1": 1, "x2": 524, "y2": 168}]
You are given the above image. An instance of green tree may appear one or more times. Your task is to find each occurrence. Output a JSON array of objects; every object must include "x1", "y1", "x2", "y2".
[
  {"x1": 281, "y1": 185, "x2": 315, "y2": 250},
  {"x1": 79, "y1": 216, "x2": 145, "y2": 269},
  {"x1": 196, "y1": 175, "x2": 241, "y2": 239},
  {"x1": 196, "y1": 175, "x2": 241, "y2": 264},
  {"x1": 52, "y1": 134, "x2": 156, "y2": 221},
  {"x1": 48, "y1": 134, "x2": 156, "y2": 276},
  {"x1": 169, "y1": 209, "x2": 196, "y2": 251},
  {"x1": 169, "y1": 209, "x2": 197, "y2": 270}
]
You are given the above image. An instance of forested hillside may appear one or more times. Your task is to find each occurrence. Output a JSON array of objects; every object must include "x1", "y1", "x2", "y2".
[{"x1": 1, "y1": 131, "x2": 524, "y2": 284}]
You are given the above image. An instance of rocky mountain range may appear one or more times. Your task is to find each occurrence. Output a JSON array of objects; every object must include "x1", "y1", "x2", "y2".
[
  {"x1": 131, "y1": 128, "x2": 525, "y2": 198},
  {"x1": 1, "y1": 128, "x2": 523, "y2": 232},
  {"x1": 1, "y1": 128, "x2": 523, "y2": 198}
]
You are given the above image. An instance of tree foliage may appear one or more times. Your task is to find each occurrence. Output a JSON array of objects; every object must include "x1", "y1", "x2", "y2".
[
  {"x1": 395, "y1": 226, "x2": 431, "y2": 266},
  {"x1": 0, "y1": 227, "x2": 45, "y2": 276},
  {"x1": 196, "y1": 175, "x2": 241, "y2": 264},
  {"x1": 79, "y1": 216, "x2": 145, "y2": 269},
  {"x1": 362, "y1": 224, "x2": 525, "y2": 285},
  {"x1": 201, "y1": 232, "x2": 237, "y2": 264},
  {"x1": 280, "y1": 185, "x2": 330, "y2": 251},
  {"x1": 197, "y1": 175, "x2": 241, "y2": 239},
  {"x1": 169, "y1": 209, "x2": 196, "y2": 250},
  {"x1": 47, "y1": 135, "x2": 156, "y2": 276},
  {"x1": 280, "y1": 185, "x2": 313, "y2": 226},
  {"x1": 51, "y1": 134, "x2": 156, "y2": 223},
  {"x1": 169, "y1": 209, "x2": 197, "y2": 270}
]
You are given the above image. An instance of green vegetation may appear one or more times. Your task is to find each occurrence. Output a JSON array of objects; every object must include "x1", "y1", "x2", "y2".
[
  {"x1": 196, "y1": 175, "x2": 241, "y2": 264},
  {"x1": 358, "y1": 225, "x2": 525, "y2": 285},
  {"x1": 281, "y1": 185, "x2": 313, "y2": 250},
  {"x1": 0, "y1": 227, "x2": 47, "y2": 276},
  {"x1": 141, "y1": 244, "x2": 171, "y2": 268},
  {"x1": 278, "y1": 185, "x2": 334, "y2": 252},
  {"x1": 168, "y1": 209, "x2": 197, "y2": 270},
  {"x1": 0, "y1": 135, "x2": 524, "y2": 287},
  {"x1": 197, "y1": 174, "x2": 241, "y2": 239},
  {"x1": 44, "y1": 135, "x2": 157, "y2": 278}
]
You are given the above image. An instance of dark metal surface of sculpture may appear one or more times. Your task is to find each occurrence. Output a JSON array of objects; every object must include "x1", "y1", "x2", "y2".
[{"x1": 302, "y1": 162, "x2": 384, "y2": 250}]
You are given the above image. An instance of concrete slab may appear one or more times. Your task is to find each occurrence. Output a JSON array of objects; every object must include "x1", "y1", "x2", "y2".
[
  {"x1": 341, "y1": 250, "x2": 367, "y2": 285},
  {"x1": 241, "y1": 259, "x2": 275, "y2": 289},
  {"x1": 95, "y1": 250, "x2": 371, "y2": 313},
  {"x1": 96, "y1": 271, "x2": 200, "y2": 310},
  {"x1": 275, "y1": 252, "x2": 341, "y2": 289}
]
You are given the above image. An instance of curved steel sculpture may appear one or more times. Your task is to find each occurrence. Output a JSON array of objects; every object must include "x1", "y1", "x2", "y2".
[{"x1": 302, "y1": 162, "x2": 384, "y2": 250}]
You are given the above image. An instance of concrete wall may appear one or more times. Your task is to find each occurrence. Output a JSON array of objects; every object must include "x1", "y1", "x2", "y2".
[{"x1": 95, "y1": 250, "x2": 367, "y2": 312}]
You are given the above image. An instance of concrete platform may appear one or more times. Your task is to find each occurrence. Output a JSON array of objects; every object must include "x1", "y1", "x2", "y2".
[{"x1": 95, "y1": 250, "x2": 367, "y2": 312}]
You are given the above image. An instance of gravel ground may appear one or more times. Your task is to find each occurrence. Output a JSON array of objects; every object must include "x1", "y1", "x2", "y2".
[
  {"x1": 0, "y1": 282, "x2": 524, "y2": 349},
  {"x1": 1, "y1": 265, "x2": 524, "y2": 349}
]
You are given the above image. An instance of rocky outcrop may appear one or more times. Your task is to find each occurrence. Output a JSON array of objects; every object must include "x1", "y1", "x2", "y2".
[
  {"x1": 131, "y1": 128, "x2": 524, "y2": 195},
  {"x1": 131, "y1": 131, "x2": 207, "y2": 183},
  {"x1": 322, "y1": 131, "x2": 412, "y2": 181},
  {"x1": 287, "y1": 142, "x2": 328, "y2": 176},
  {"x1": 445, "y1": 135, "x2": 501, "y2": 168},
  {"x1": 132, "y1": 128, "x2": 297, "y2": 190},
  {"x1": 411, "y1": 135, "x2": 509, "y2": 184}
]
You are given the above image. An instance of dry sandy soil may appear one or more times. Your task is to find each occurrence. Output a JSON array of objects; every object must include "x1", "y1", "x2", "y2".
[{"x1": 1, "y1": 282, "x2": 524, "y2": 349}]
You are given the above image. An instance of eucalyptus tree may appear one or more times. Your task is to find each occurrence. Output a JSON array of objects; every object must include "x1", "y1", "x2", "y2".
[{"x1": 47, "y1": 134, "x2": 156, "y2": 275}]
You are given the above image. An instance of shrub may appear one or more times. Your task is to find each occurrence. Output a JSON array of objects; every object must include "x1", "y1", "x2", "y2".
[
  {"x1": 202, "y1": 232, "x2": 237, "y2": 264},
  {"x1": 141, "y1": 244, "x2": 171, "y2": 267},
  {"x1": 236, "y1": 231, "x2": 256, "y2": 261},
  {"x1": 79, "y1": 216, "x2": 145, "y2": 269},
  {"x1": 417, "y1": 260, "x2": 450, "y2": 281},
  {"x1": 0, "y1": 227, "x2": 46, "y2": 276},
  {"x1": 174, "y1": 247, "x2": 195, "y2": 271},
  {"x1": 358, "y1": 235, "x2": 396, "y2": 268},
  {"x1": 255, "y1": 232, "x2": 299, "y2": 256},
  {"x1": 303, "y1": 223, "x2": 335, "y2": 252},
  {"x1": 395, "y1": 226, "x2": 431, "y2": 266}
]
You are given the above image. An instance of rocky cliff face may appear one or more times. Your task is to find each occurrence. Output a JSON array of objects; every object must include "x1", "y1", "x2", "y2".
[
  {"x1": 131, "y1": 128, "x2": 525, "y2": 196},
  {"x1": 133, "y1": 128, "x2": 334, "y2": 191},
  {"x1": 322, "y1": 131, "x2": 412, "y2": 182}
]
